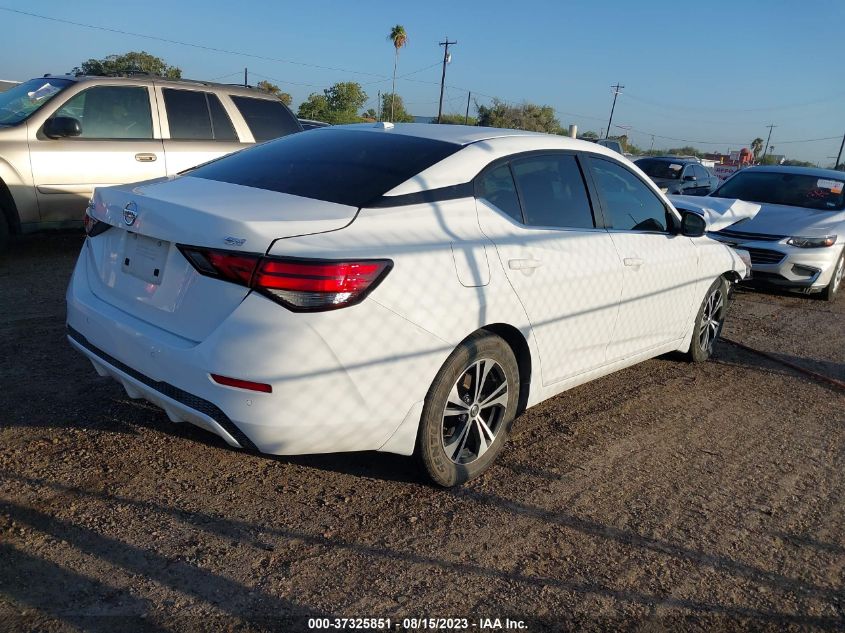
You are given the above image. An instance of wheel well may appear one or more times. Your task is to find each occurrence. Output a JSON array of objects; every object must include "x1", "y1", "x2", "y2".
[
  {"x1": 0, "y1": 179, "x2": 20, "y2": 234},
  {"x1": 480, "y1": 323, "x2": 532, "y2": 415}
]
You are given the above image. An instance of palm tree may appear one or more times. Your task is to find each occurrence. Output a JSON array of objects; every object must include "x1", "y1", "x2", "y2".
[
  {"x1": 387, "y1": 25, "x2": 408, "y2": 121},
  {"x1": 750, "y1": 137, "x2": 764, "y2": 162}
]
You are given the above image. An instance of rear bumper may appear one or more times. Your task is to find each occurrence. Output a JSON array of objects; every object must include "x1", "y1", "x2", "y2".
[{"x1": 65, "y1": 245, "x2": 443, "y2": 456}]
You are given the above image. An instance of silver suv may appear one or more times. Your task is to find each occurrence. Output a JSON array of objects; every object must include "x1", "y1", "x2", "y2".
[{"x1": 0, "y1": 74, "x2": 302, "y2": 249}]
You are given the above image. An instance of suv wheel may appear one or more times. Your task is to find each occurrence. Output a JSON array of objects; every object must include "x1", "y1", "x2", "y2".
[{"x1": 687, "y1": 277, "x2": 728, "y2": 362}]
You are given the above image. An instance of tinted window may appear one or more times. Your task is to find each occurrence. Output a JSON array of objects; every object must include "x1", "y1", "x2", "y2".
[
  {"x1": 207, "y1": 94, "x2": 238, "y2": 141},
  {"x1": 52, "y1": 86, "x2": 152, "y2": 139},
  {"x1": 476, "y1": 164, "x2": 522, "y2": 222},
  {"x1": 635, "y1": 158, "x2": 683, "y2": 180},
  {"x1": 713, "y1": 170, "x2": 845, "y2": 211},
  {"x1": 511, "y1": 154, "x2": 594, "y2": 228},
  {"x1": 230, "y1": 96, "x2": 300, "y2": 141},
  {"x1": 693, "y1": 165, "x2": 709, "y2": 180},
  {"x1": 591, "y1": 157, "x2": 670, "y2": 232},
  {"x1": 190, "y1": 129, "x2": 461, "y2": 207},
  {"x1": 163, "y1": 89, "x2": 212, "y2": 140}
]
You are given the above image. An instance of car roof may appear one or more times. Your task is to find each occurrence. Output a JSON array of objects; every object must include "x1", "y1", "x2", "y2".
[
  {"x1": 32, "y1": 74, "x2": 281, "y2": 100},
  {"x1": 326, "y1": 122, "x2": 589, "y2": 147},
  {"x1": 739, "y1": 165, "x2": 845, "y2": 179}
]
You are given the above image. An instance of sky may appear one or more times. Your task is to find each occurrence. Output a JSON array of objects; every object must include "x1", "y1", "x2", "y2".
[{"x1": 1, "y1": 0, "x2": 843, "y2": 165}]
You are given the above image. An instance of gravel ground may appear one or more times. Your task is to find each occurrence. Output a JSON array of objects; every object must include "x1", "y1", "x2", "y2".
[{"x1": 1, "y1": 233, "x2": 843, "y2": 632}]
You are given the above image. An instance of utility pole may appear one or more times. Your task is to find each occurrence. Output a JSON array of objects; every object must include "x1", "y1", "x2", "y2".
[
  {"x1": 605, "y1": 83, "x2": 624, "y2": 139},
  {"x1": 244, "y1": 68, "x2": 248, "y2": 88},
  {"x1": 835, "y1": 130, "x2": 845, "y2": 169},
  {"x1": 650, "y1": 135, "x2": 655, "y2": 152},
  {"x1": 762, "y1": 124, "x2": 777, "y2": 159},
  {"x1": 437, "y1": 37, "x2": 457, "y2": 124},
  {"x1": 377, "y1": 90, "x2": 381, "y2": 121},
  {"x1": 465, "y1": 91, "x2": 471, "y2": 125}
]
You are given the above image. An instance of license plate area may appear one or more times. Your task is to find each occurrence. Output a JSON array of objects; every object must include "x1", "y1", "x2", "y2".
[{"x1": 122, "y1": 233, "x2": 169, "y2": 285}]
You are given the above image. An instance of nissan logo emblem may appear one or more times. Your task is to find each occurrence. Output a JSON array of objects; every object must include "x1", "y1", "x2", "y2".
[{"x1": 123, "y1": 202, "x2": 138, "y2": 226}]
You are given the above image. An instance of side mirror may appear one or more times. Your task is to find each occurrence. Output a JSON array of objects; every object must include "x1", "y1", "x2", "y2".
[
  {"x1": 43, "y1": 116, "x2": 82, "y2": 139},
  {"x1": 680, "y1": 210, "x2": 706, "y2": 237},
  {"x1": 682, "y1": 174, "x2": 696, "y2": 182}
]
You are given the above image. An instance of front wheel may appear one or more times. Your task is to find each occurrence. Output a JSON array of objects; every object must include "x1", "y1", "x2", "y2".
[
  {"x1": 687, "y1": 277, "x2": 728, "y2": 362},
  {"x1": 416, "y1": 332, "x2": 520, "y2": 487}
]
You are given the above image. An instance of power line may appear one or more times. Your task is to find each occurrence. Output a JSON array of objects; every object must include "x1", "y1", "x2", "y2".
[
  {"x1": 0, "y1": 6, "x2": 389, "y2": 79},
  {"x1": 624, "y1": 91, "x2": 845, "y2": 114}
]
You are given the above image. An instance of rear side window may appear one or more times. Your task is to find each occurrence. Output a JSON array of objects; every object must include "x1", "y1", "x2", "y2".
[
  {"x1": 511, "y1": 154, "x2": 594, "y2": 229},
  {"x1": 163, "y1": 89, "x2": 238, "y2": 141},
  {"x1": 189, "y1": 128, "x2": 461, "y2": 207},
  {"x1": 230, "y1": 96, "x2": 300, "y2": 141},
  {"x1": 476, "y1": 164, "x2": 522, "y2": 223}
]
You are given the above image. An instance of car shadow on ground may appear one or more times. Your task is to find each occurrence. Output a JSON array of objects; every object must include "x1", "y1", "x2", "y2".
[{"x1": 4, "y1": 472, "x2": 843, "y2": 631}]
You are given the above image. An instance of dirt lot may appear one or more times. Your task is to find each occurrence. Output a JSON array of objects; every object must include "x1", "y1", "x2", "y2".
[{"x1": 1, "y1": 233, "x2": 843, "y2": 632}]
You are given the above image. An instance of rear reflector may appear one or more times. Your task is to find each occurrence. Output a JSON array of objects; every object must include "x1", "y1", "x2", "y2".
[
  {"x1": 211, "y1": 373, "x2": 273, "y2": 393},
  {"x1": 83, "y1": 209, "x2": 111, "y2": 237},
  {"x1": 177, "y1": 245, "x2": 392, "y2": 312}
]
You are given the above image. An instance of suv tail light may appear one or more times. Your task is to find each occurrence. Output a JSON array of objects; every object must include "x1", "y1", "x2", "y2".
[{"x1": 177, "y1": 246, "x2": 392, "y2": 312}]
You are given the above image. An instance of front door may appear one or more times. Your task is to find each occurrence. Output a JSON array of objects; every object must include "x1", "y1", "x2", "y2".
[
  {"x1": 586, "y1": 156, "x2": 699, "y2": 360},
  {"x1": 29, "y1": 84, "x2": 166, "y2": 223}
]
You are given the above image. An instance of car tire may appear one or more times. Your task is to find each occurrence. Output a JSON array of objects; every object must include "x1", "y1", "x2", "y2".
[
  {"x1": 687, "y1": 277, "x2": 728, "y2": 363},
  {"x1": 416, "y1": 332, "x2": 520, "y2": 487},
  {"x1": 820, "y1": 248, "x2": 844, "y2": 302}
]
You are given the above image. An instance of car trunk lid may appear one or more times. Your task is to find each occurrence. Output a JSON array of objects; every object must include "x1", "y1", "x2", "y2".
[{"x1": 83, "y1": 176, "x2": 358, "y2": 341}]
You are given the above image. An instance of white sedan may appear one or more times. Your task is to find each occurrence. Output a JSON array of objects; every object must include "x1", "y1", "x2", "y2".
[{"x1": 67, "y1": 123, "x2": 747, "y2": 486}]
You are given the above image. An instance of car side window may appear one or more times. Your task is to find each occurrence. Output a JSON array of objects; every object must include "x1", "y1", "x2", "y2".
[
  {"x1": 51, "y1": 86, "x2": 153, "y2": 139},
  {"x1": 511, "y1": 154, "x2": 594, "y2": 229},
  {"x1": 230, "y1": 96, "x2": 300, "y2": 142},
  {"x1": 694, "y1": 165, "x2": 709, "y2": 180},
  {"x1": 207, "y1": 94, "x2": 238, "y2": 141},
  {"x1": 590, "y1": 157, "x2": 671, "y2": 232},
  {"x1": 476, "y1": 163, "x2": 522, "y2": 223}
]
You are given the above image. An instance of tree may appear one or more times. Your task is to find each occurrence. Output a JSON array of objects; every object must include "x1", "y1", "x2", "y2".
[
  {"x1": 387, "y1": 25, "x2": 408, "y2": 121},
  {"x1": 297, "y1": 93, "x2": 329, "y2": 121},
  {"x1": 256, "y1": 80, "x2": 292, "y2": 106},
  {"x1": 435, "y1": 113, "x2": 478, "y2": 125},
  {"x1": 750, "y1": 137, "x2": 764, "y2": 161},
  {"x1": 73, "y1": 51, "x2": 181, "y2": 78},
  {"x1": 296, "y1": 82, "x2": 368, "y2": 124},
  {"x1": 580, "y1": 130, "x2": 599, "y2": 139},
  {"x1": 380, "y1": 93, "x2": 413, "y2": 123},
  {"x1": 476, "y1": 98, "x2": 562, "y2": 134},
  {"x1": 666, "y1": 146, "x2": 700, "y2": 156}
]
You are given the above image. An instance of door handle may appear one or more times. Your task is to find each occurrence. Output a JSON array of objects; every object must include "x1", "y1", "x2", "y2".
[
  {"x1": 508, "y1": 258, "x2": 543, "y2": 270},
  {"x1": 623, "y1": 257, "x2": 644, "y2": 268},
  {"x1": 135, "y1": 153, "x2": 157, "y2": 162}
]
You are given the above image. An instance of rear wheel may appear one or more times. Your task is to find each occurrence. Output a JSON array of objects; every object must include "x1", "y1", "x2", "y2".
[
  {"x1": 687, "y1": 277, "x2": 728, "y2": 362},
  {"x1": 0, "y1": 213, "x2": 9, "y2": 255},
  {"x1": 821, "y1": 249, "x2": 844, "y2": 302},
  {"x1": 417, "y1": 332, "x2": 520, "y2": 487}
]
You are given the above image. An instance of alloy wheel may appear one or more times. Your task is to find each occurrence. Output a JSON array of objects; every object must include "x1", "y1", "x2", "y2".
[
  {"x1": 698, "y1": 287, "x2": 725, "y2": 354},
  {"x1": 441, "y1": 359, "x2": 509, "y2": 465}
]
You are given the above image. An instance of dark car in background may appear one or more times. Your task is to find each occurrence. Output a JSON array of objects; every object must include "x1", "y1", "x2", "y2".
[{"x1": 635, "y1": 157, "x2": 718, "y2": 196}]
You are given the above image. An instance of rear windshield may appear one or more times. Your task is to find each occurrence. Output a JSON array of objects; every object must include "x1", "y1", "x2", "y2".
[
  {"x1": 189, "y1": 128, "x2": 462, "y2": 207},
  {"x1": 635, "y1": 159, "x2": 684, "y2": 180},
  {"x1": 713, "y1": 170, "x2": 845, "y2": 211}
]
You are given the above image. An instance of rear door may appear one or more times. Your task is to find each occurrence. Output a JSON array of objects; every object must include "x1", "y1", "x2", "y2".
[
  {"x1": 29, "y1": 84, "x2": 166, "y2": 223},
  {"x1": 476, "y1": 152, "x2": 623, "y2": 385},
  {"x1": 585, "y1": 156, "x2": 699, "y2": 360},
  {"x1": 157, "y1": 87, "x2": 248, "y2": 174}
]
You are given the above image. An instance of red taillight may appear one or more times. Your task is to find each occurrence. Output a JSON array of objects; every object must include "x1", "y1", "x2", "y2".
[
  {"x1": 178, "y1": 245, "x2": 392, "y2": 312},
  {"x1": 83, "y1": 209, "x2": 111, "y2": 237},
  {"x1": 210, "y1": 374, "x2": 272, "y2": 393}
]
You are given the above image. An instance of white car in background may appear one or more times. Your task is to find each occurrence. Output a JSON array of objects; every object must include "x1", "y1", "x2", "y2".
[
  {"x1": 66, "y1": 123, "x2": 746, "y2": 486},
  {"x1": 704, "y1": 166, "x2": 845, "y2": 301}
]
